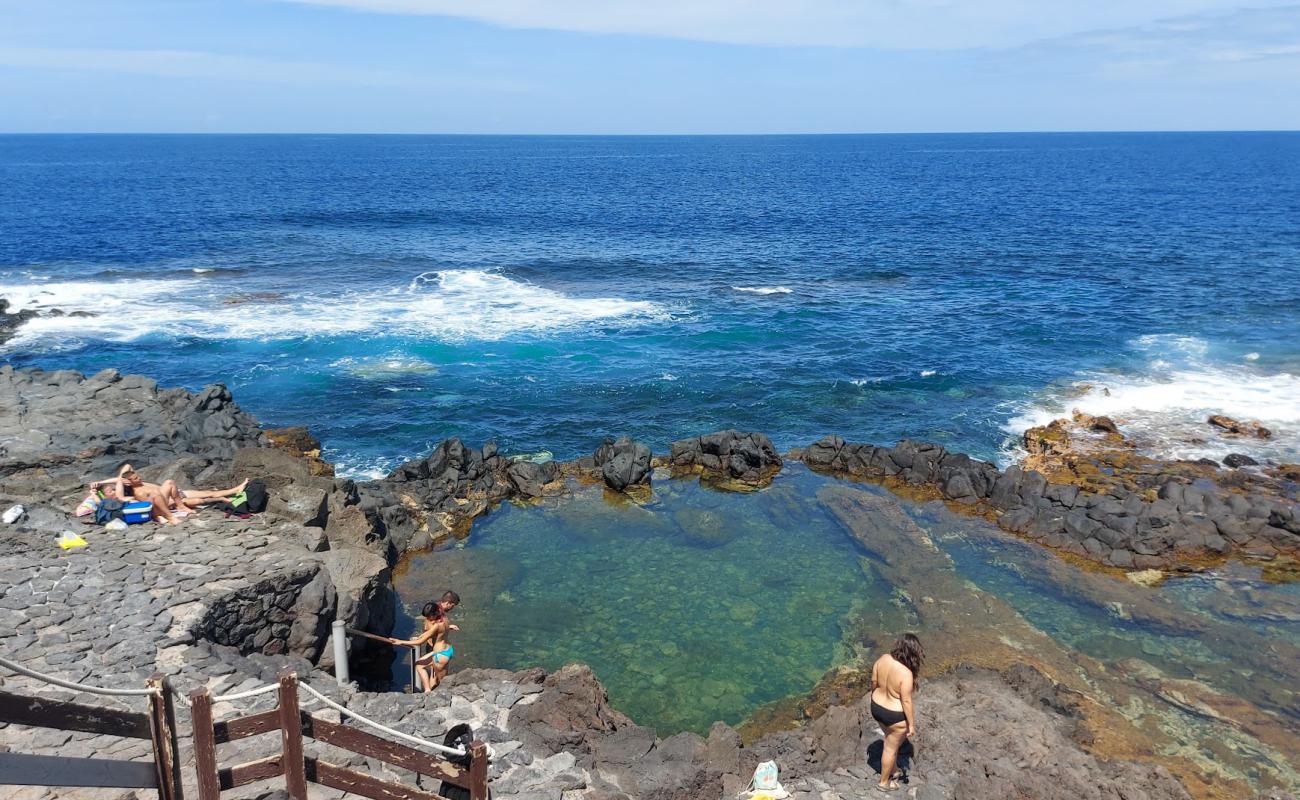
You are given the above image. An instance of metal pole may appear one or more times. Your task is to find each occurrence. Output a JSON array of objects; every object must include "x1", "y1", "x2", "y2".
[{"x1": 331, "y1": 620, "x2": 350, "y2": 686}]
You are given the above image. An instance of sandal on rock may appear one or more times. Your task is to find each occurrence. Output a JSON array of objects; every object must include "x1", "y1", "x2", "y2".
[{"x1": 874, "y1": 782, "x2": 901, "y2": 793}]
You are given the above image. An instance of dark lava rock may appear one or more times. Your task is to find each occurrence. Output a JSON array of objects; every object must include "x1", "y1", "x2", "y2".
[
  {"x1": 1208, "y1": 414, "x2": 1272, "y2": 439},
  {"x1": 668, "y1": 430, "x2": 781, "y2": 487},
  {"x1": 0, "y1": 298, "x2": 38, "y2": 347},
  {"x1": 506, "y1": 459, "x2": 560, "y2": 498},
  {"x1": 1088, "y1": 415, "x2": 1121, "y2": 435},
  {"x1": 799, "y1": 434, "x2": 1300, "y2": 571},
  {"x1": 594, "y1": 436, "x2": 652, "y2": 492},
  {"x1": 265, "y1": 425, "x2": 334, "y2": 476},
  {"x1": 1223, "y1": 453, "x2": 1259, "y2": 468}
]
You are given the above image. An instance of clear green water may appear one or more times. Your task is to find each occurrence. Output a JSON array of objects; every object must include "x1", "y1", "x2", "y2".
[
  {"x1": 395, "y1": 469, "x2": 881, "y2": 733},
  {"x1": 394, "y1": 465, "x2": 1300, "y2": 792}
]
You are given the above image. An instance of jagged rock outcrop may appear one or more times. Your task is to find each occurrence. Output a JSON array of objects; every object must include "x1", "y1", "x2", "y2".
[
  {"x1": 264, "y1": 425, "x2": 335, "y2": 476},
  {"x1": 361, "y1": 437, "x2": 562, "y2": 553},
  {"x1": 594, "y1": 436, "x2": 653, "y2": 492},
  {"x1": 0, "y1": 298, "x2": 39, "y2": 347},
  {"x1": 799, "y1": 435, "x2": 1299, "y2": 571},
  {"x1": 667, "y1": 429, "x2": 782, "y2": 489}
]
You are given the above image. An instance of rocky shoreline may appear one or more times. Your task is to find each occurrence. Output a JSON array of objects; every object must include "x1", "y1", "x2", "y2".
[{"x1": 1, "y1": 366, "x2": 1295, "y2": 799}]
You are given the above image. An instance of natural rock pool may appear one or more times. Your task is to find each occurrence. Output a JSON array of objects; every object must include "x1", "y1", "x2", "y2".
[{"x1": 394, "y1": 464, "x2": 1300, "y2": 796}]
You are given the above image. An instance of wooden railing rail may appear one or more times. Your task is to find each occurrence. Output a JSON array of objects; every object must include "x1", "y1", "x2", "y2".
[
  {"x1": 188, "y1": 668, "x2": 488, "y2": 800},
  {"x1": 0, "y1": 673, "x2": 182, "y2": 800}
]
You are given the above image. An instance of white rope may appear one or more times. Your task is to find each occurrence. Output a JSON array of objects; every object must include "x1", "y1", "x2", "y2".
[
  {"x1": 0, "y1": 654, "x2": 157, "y2": 698},
  {"x1": 2, "y1": 655, "x2": 459, "y2": 757},
  {"x1": 212, "y1": 682, "x2": 279, "y2": 702},
  {"x1": 298, "y1": 681, "x2": 467, "y2": 758}
]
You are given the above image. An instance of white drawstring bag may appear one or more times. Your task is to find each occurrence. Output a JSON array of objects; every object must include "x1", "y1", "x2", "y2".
[{"x1": 744, "y1": 760, "x2": 789, "y2": 799}]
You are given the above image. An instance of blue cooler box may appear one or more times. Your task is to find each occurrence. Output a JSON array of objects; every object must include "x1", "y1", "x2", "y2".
[{"x1": 122, "y1": 501, "x2": 153, "y2": 524}]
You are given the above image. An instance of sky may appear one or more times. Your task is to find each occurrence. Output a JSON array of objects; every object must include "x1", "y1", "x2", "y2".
[{"x1": 0, "y1": 0, "x2": 1298, "y2": 133}]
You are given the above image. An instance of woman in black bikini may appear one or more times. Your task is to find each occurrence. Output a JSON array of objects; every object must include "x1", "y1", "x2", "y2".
[{"x1": 870, "y1": 633, "x2": 924, "y2": 793}]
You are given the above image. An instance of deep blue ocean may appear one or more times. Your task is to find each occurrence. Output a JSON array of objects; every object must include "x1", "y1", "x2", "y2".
[{"x1": 3, "y1": 133, "x2": 1299, "y2": 476}]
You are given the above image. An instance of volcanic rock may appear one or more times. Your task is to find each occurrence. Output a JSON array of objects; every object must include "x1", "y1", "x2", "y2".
[
  {"x1": 594, "y1": 436, "x2": 653, "y2": 492},
  {"x1": 1208, "y1": 414, "x2": 1272, "y2": 439},
  {"x1": 667, "y1": 430, "x2": 781, "y2": 488}
]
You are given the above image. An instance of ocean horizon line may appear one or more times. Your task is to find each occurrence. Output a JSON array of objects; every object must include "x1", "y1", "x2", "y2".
[{"x1": 2, "y1": 128, "x2": 1299, "y2": 138}]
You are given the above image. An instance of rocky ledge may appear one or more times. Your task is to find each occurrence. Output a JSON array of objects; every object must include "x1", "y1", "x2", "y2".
[
  {"x1": 797, "y1": 433, "x2": 1299, "y2": 573},
  {"x1": 0, "y1": 366, "x2": 1291, "y2": 799}
]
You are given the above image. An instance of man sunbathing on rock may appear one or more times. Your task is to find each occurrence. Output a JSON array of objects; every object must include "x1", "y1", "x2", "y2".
[{"x1": 89, "y1": 463, "x2": 247, "y2": 525}]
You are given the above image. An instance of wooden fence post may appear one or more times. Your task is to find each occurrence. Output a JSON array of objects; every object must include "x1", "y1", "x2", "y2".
[
  {"x1": 277, "y1": 669, "x2": 308, "y2": 800},
  {"x1": 188, "y1": 687, "x2": 221, "y2": 800},
  {"x1": 468, "y1": 741, "x2": 489, "y2": 800},
  {"x1": 146, "y1": 673, "x2": 183, "y2": 800}
]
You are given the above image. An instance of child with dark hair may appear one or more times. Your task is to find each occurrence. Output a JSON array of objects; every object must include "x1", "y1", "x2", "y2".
[{"x1": 389, "y1": 591, "x2": 461, "y2": 692}]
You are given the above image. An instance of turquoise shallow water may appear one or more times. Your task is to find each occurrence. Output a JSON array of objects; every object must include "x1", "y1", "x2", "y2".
[{"x1": 394, "y1": 466, "x2": 1300, "y2": 792}]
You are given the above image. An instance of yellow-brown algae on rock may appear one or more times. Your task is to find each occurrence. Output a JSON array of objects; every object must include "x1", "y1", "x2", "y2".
[{"x1": 1127, "y1": 568, "x2": 1166, "y2": 587}]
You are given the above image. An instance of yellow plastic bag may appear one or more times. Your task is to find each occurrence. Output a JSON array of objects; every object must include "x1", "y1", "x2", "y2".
[{"x1": 57, "y1": 531, "x2": 88, "y2": 550}]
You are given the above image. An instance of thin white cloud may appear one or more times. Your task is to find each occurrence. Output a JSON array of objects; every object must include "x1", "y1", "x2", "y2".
[
  {"x1": 1008, "y1": 5, "x2": 1300, "y2": 80},
  {"x1": 0, "y1": 45, "x2": 530, "y2": 91},
  {"x1": 283, "y1": 0, "x2": 1300, "y2": 50}
]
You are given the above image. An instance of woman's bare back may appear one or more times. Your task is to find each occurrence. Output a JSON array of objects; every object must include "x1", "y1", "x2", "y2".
[{"x1": 871, "y1": 653, "x2": 910, "y2": 711}]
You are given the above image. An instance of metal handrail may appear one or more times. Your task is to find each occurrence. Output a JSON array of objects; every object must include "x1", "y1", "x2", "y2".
[{"x1": 344, "y1": 627, "x2": 422, "y2": 693}]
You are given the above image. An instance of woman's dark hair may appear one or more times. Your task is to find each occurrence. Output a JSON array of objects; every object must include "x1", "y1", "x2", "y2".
[
  {"x1": 421, "y1": 602, "x2": 445, "y2": 620},
  {"x1": 441, "y1": 590, "x2": 461, "y2": 606},
  {"x1": 890, "y1": 633, "x2": 925, "y2": 679}
]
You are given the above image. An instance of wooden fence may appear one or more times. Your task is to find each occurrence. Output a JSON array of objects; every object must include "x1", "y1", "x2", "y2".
[
  {"x1": 189, "y1": 667, "x2": 489, "y2": 800},
  {"x1": 0, "y1": 673, "x2": 183, "y2": 800}
]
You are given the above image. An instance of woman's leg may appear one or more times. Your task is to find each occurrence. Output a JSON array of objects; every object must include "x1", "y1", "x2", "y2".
[
  {"x1": 878, "y1": 722, "x2": 908, "y2": 789},
  {"x1": 142, "y1": 489, "x2": 178, "y2": 524},
  {"x1": 430, "y1": 654, "x2": 450, "y2": 690},
  {"x1": 180, "y1": 479, "x2": 249, "y2": 503}
]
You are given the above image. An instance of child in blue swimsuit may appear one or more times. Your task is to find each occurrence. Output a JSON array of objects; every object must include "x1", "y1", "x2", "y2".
[{"x1": 391, "y1": 590, "x2": 461, "y2": 693}]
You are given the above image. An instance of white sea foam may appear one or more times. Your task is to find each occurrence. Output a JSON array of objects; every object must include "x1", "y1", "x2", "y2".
[
  {"x1": 660, "y1": 373, "x2": 678, "y2": 381},
  {"x1": 1005, "y1": 334, "x2": 1300, "y2": 465},
  {"x1": 0, "y1": 269, "x2": 667, "y2": 349},
  {"x1": 333, "y1": 354, "x2": 439, "y2": 379},
  {"x1": 732, "y1": 285, "x2": 793, "y2": 295},
  {"x1": 920, "y1": 370, "x2": 936, "y2": 377}
]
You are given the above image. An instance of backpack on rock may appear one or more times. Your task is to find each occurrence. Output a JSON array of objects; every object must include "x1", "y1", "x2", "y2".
[{"x1": 743, "y1": 760, "x2": 789, "y2": 799}]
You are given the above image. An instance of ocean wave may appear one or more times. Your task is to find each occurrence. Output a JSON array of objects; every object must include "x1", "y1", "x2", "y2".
[
  {"x1": 0, "y1": 269, "x2": 668, "y2": 349},
  {"x1": 732, "y1": 285, "x2": 793, "y2": 295},
  {"x1": 1005, "y1": 334, "x2": 1300, "y2": 465}
]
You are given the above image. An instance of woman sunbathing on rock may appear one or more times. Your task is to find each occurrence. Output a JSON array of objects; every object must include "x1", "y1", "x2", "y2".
[
  {"x1": 870, "y1": 633, "x2": 924, "y2": 793},
  {"x1": 90, "y1": 463, "x2": 247, "y2": 524},
  {"x1": 389, "y1": 591, "x2": 461, "y2": 692}
]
